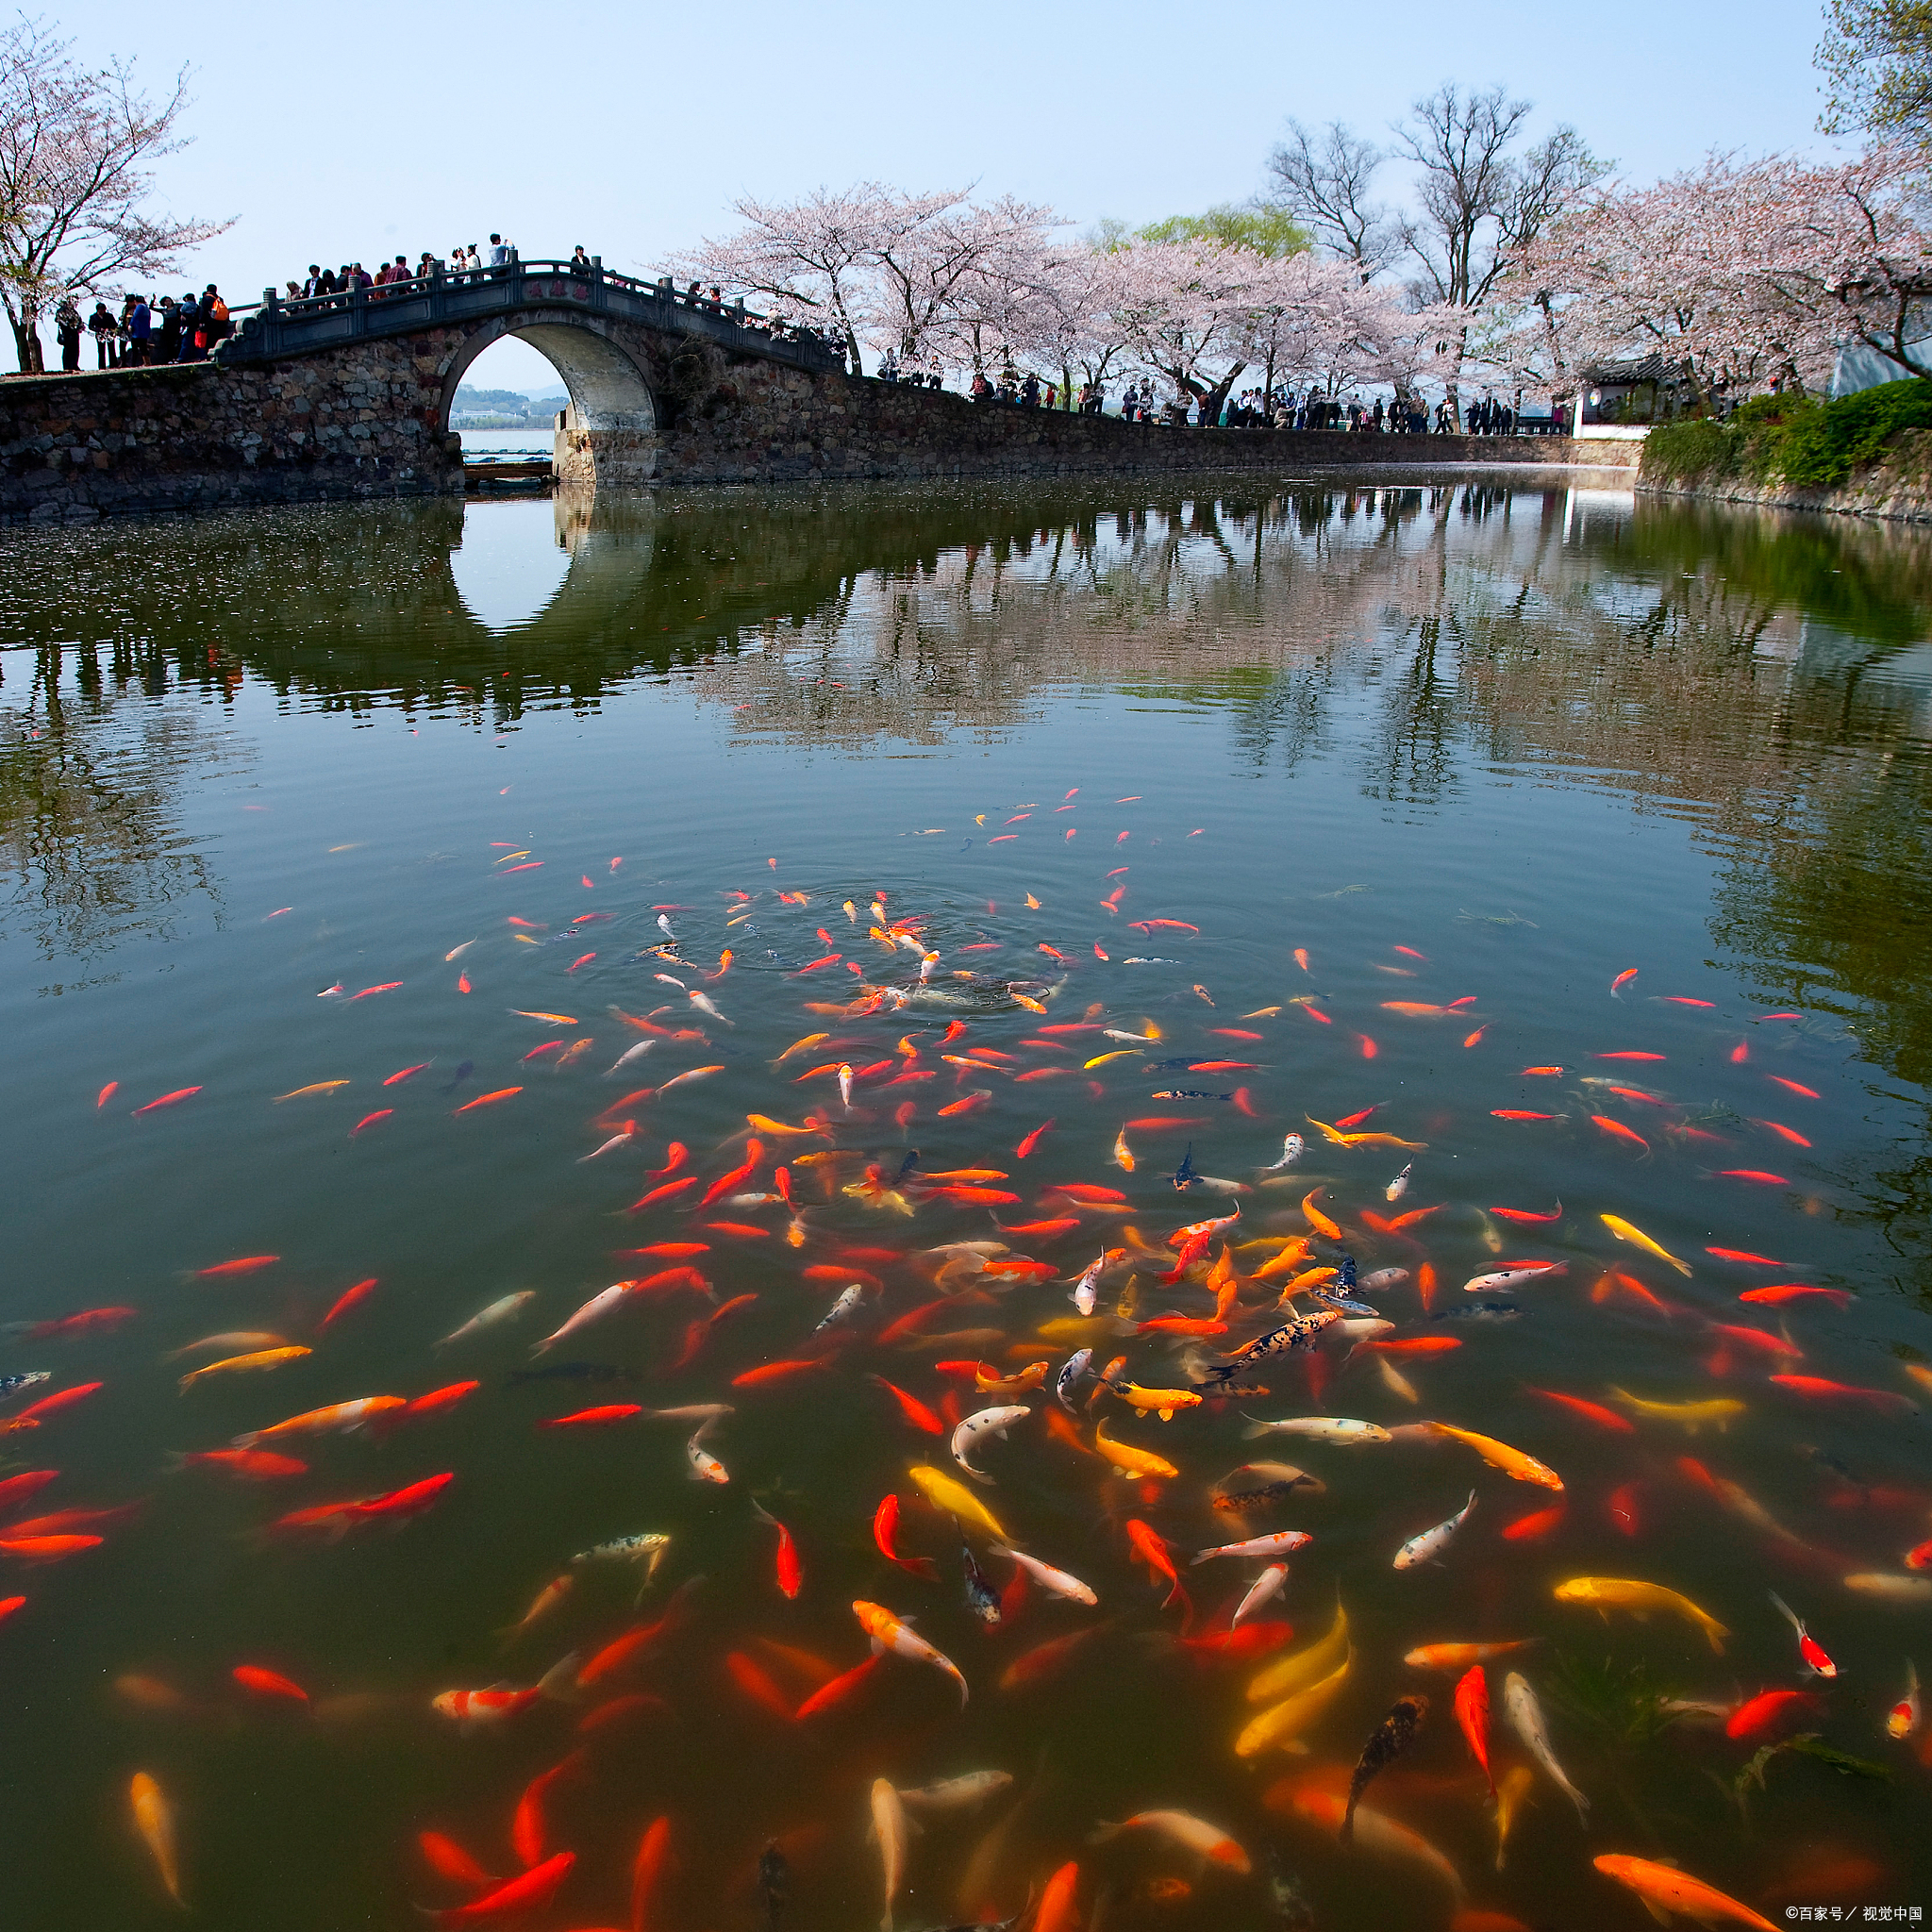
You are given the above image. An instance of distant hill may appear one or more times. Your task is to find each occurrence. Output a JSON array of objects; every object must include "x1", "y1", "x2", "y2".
[{"x1": 451, "y1": 384, "x2": 570, "y2": 427}]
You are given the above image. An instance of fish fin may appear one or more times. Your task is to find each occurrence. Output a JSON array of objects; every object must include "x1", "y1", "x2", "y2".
[{"x1": 1639, "y1": 1901, "x2": 1670, "y2": 1925}]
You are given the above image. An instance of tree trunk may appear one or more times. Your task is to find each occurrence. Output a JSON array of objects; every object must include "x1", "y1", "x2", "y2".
[{"x1": 8, "y1": 314, "x2": 44, "y2": 374}]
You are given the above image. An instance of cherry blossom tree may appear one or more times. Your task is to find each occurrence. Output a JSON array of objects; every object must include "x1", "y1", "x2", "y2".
[
  {"x1": 1506, "y1": 145, "x2": 1932, "y2": 407},
  {"x1": 865, "y1": 192, "x2": 1058, "y2": 368},
  {"x1": 0, "y1": 16, "x2": 230, "y2": 372},
  {"x1": 1105, "y1": 237, "x2": 1266, "y2": 419}
]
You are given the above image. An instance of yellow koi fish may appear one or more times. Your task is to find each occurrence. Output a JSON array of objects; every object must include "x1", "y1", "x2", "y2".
[
  {"x1": 1248, "y1": 1598, "x2": 1349, "y2": 1704},
  {"x1": 908, "y1": 1466, "x2": 1008, "y2": 1541},
  {"x1": 1553, "y1": 1577, "x2": 1729, "y2": 1652},
  {"x1": 129, "y1": 1772, "x2": 183, "y2": 1905},
  {"x1": 178, "y1": 1346, "x2": 311, "y2": 1392},
  {"x1": 1424, "y1": 1422, "x2": 1564, "y2": 1491},
  {"x1": 1493, "y1": 1762, "x2": 1534, "y2": 1871},
  {"x1": 1608, "y1": 1388, "x2": 1745, "y2": 1431},
  {"x1": 1600, "y1": 1213, "x2": 1692, "y2": 1276},
  {"x1": 1114, "y1": 1383, "x2": 1203, "y2": 1422},
  {"x1": 1092, "y1": 1422, "x2": 1179, "y2": 1480},
  {"x1": 1235, "y1": 1653, "x2": 1352, "y2": 1757},
  {"x1": 274, "y1": 1081, "x2": 349, "y2": 1103}
]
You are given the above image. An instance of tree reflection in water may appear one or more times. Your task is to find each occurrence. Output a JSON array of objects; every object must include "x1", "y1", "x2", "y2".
[{"x1": 1, "y1": 480, "x2": 1928, "y2": 1280}]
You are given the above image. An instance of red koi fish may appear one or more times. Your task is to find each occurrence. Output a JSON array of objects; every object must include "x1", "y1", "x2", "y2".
[
  {"x1": 794, "y1": 1653, "x2": 886, "y2": 1719},
  {"x1": 1525, "y1": 1389, "x2": 1633, "y2": 1433},
  {"x1": 1124, "y1": 1520, "x2": 1188, "y2": 1612},
  {"x1": 1740, "y1": 1285, "x2": 1848, "y2": 1307},
  {"x1": 751, "y1": 1501, "x2": 802, "y2": 1599},
  {"x1": 1454, "y1": 1664, "x2": 1495, "y2": 1795},
  {"x1": 318, "y1": 1279, "x2": 378, "y2": 1330},
  {"x1": 8, "y1": 1384, "x2": 104, "y2": 1427},
  {"x1": 232, "y1": 1664, "x2": 308, "y2": 1706},
  {"x1": 870, "y1": 1377, "x2": 944, "y2": 1435},
  {"x1": 1490, "y1": 1204, "x2": 1563, "y2": 1224},
  {"x1": 416, "y1": 1832, "x2": 496, "y2": 1892},
  {"x1": 131, "y1": 1087, "x2": 202, "y2": 1117},
  {"x1": 872, "y1": 1494, "x2": 939, "y2": 1580},
  {"x1": 23, "y1": 1307, "x2": 136, "y2": 1341},
  {"x1": 425, "y1": 1851, "x2": 575, "y2": 1926},
  {"x1": 539, "y1": 1405, "x2": 643, "y2": 1429},
  {"x1": 1770, "y1": 1375, "x2": 1912, "y2": 1411},
  {"x1": 1725, "y1": 1689, "x2": 1821, "y2": 1742}
]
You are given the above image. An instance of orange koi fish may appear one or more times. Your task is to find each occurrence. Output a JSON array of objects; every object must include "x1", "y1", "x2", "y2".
[{"x1": 452, "y1": 1088, "x2": 521, "y2": 1114}]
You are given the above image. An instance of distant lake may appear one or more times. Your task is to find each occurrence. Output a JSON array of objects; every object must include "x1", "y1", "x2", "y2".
[{"x1": 458, "y1": 426, "x2": 555, "y2": 458}]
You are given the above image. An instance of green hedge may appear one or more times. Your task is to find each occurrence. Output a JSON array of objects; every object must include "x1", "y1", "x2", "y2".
[{"x1": 1643, "y1": 377, "x2": 1932, "y2": 489}]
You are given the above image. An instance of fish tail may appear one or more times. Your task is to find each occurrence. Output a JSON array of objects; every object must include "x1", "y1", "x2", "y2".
[{"x1": 537, "y1": 1651, "x2": 584, "y2": 1703}]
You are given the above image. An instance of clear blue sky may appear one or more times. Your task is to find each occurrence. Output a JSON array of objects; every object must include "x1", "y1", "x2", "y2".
[{"x1": 72, "y1": 0, "x2": 1839, "y2": 389}]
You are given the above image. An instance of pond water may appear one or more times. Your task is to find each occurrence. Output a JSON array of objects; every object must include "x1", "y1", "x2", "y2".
[{"x1": 1, "y1": 476, "x2": 1929, "y2": 1932}]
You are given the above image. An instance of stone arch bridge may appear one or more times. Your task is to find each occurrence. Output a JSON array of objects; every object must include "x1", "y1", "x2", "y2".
[
  {"x1": 216, "y1": 257, "x2": 844, "y2": 491},
  {"x1": 0, "y1": 256, "x2": 1634, "y2": 522}
]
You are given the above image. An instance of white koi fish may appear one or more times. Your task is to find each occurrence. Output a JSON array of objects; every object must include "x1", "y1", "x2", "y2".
[
  {"x1": 1503, "y1": 1670, "x2": 1590, "y2": 1819},
  {"x1": 1394, "y1": 1491, "x2": 1476, "y2": 1569},
  {"x1": 1233, "y1": 1562, "x2": 1291, "y2": 1624},
  {"x1": 1266, "y1": 1133, "x2": 1306, "y2": 1170},
  {"x1": 952, "y1": 1405, "x2": 1029, "y2": 1484},
  {"x1": 533, "y1": 1285, "x2": 630, "y2": 1355},
  {"x1": 1193, "y1": 1530, "x2": 1312, "y2": 1565},
  {"x1": 992, "y1": 1543, "x2": 1098, "y2": 1605}
]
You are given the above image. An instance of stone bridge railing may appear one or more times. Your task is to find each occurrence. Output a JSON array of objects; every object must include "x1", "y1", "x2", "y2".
[{"x1": 213, "y1": 258, "x2": 846, "y2": 375}]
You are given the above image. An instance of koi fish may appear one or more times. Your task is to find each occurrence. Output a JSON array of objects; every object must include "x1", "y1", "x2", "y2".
[
  {"x1": 1394, "y1": 1491, "x2": 1476, "y2": 1568},
  {"x1": 1769, "y1": 1591, "x2": 1837, "y2": 1677},
  {"x1": 1591, "y1": 1855, "x2": 1776, "y2": 1931},
  {"x1": 853, "y1": 1598, "x2": 968, "y2": 1705},
  {"x1": 1504, "y1": 1671, "x2": 1589, "y2": 1819},
  {"x1": 1341, "y1": 1694, "x2": 1429, "y2": 1840},
  {"x1": 1424, "y1": 1423, "x2": 1563, "y2": 1490},
  {"x1": 1552, "y1": 1576, "x2": 1728, "y2": 1651},
  {"x1": 129, "y1": 1772, "x2": 183, "y2": 1906}
]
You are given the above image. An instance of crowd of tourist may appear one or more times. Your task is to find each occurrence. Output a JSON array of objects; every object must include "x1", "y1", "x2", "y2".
[
  {"x1": 53, "y1": 287, "x2": 232, "y2": 368},
  {"x1": 876, "y1": 361, "x2": 1559, "y2": 433},
  {"x1": 41, "y1": 239, "x2": 1557, "y2": 433}
]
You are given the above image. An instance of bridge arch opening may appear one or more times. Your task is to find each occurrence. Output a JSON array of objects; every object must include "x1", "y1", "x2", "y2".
[{"x1": 441, "y1": 314, "x2": 659, "y2": 486}]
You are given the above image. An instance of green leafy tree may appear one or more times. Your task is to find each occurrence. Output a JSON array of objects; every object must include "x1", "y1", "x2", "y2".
[{"x1": 1133, "y1": 204, "x2": 1307, "y2": 259}]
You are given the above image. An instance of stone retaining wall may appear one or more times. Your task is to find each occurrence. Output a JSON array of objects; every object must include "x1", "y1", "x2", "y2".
[
  {"x1": 1636, "y1": 430, "x2": 1932, "y2": 523},
  {"x1": 1, "y1": 334, "x2": 1635, "y2": 525},
  {"x1": 0, "y1": 352, "x2": 461, "y2": 522}
]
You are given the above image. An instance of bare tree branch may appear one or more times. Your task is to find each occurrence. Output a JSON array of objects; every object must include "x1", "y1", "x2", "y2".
[{"x1": 1266, "y1": 119, "x2": 1397, "y2": 276}]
